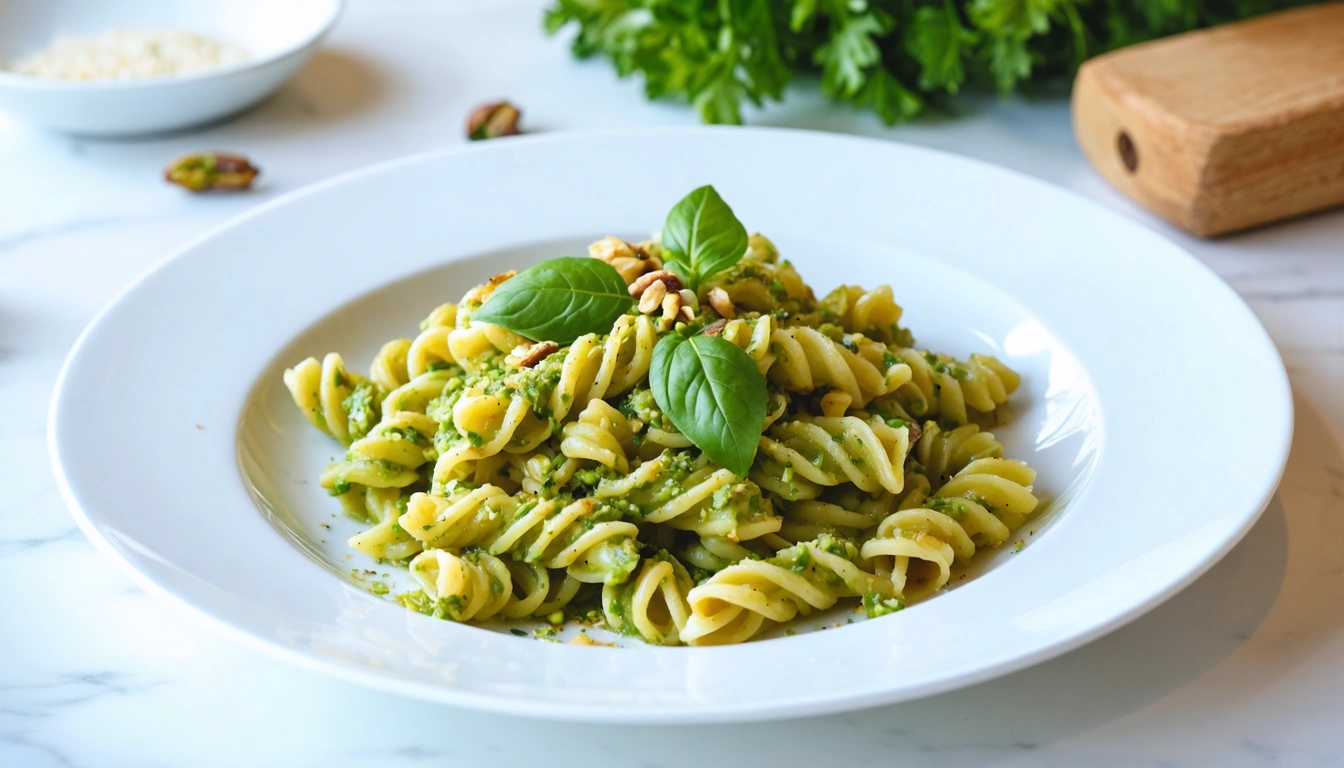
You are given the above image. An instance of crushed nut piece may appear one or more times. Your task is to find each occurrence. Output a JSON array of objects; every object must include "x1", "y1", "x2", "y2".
[
  {"x1": 164, "y1": 152, "x2": 259, "y2": 192},
  {"x1": 707, "y1": 287, "x2": 736, "y2": 319},
  {"x1": 638, "y1": 280, "x2": 668, "y2": 314},
  {"x1": 657, "y1": 288, "x2": 695, "y2": 324},
  {"x1": 907, "y1": 422, "x2": 923, "y2": 444},
  {"x1": 628, "y1": 270, "x2": 683, "y2": 298},
  {"x1": 506, "y1": 340, "x2": 559, "y2": 369},
  {"x1": 589, "y1": 236, "x2": 635, "y2": 263},
  {"x1": 463, "y1": 270, "x2": 517, "y2": 305},
  {"x1": 590, "y1": 236, "x2": 661, "y2": 283},
  {"x1": 702, "y1": 319, "x2": 729, "y2": 337},
  {"x1": 661, "y1": 291, "x2": 680, "y2": 320},
  {"x1": 676, "y1": 289, "x2": 698, "y2": 322},
  {"x1": 466, "y1": 101, "x2": 521, "y2": 140},
  {"x1": 630, "y1": 270, "x2": 693, "y2": 326}
]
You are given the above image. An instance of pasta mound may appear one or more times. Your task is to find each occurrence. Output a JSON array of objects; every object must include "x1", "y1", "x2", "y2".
[{"x1": 284, "y1": 233, "x2": 1040, "y2": 646}]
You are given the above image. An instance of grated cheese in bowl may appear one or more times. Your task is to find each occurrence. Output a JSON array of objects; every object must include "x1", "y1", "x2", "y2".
[{"x1": 8, "y1": 29, "x2": 250, "y2": 81}]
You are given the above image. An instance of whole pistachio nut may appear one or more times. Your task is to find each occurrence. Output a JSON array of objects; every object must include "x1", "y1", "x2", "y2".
[
  {"x1": 165, "y1": 153, "x2": 260, "y2": 192},
  {"x1": 466, "y1": 101, "x2": 522, "y2": 140}
]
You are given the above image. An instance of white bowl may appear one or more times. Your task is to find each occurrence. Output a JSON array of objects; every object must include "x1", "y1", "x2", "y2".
[
  {"x1": 49, "y1": 129, "x2": 1292, "y2": 722},
  {"x1": 0, "y1": 0, "x2": 341, "y2": 136}
]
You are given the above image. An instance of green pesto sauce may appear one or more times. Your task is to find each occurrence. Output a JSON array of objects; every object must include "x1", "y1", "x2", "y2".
[
  {"x1": 573, "y1": 464, "x2": 620, "y2": 488},
  {"x1": 386, "y1": 426, "x2": 424, "y2": 444},
  {"x1": 863, "y1": 591, "x2": 906, "y2": 618},
  {"x1": 342, "y1": 380, "x2": 384, "y2": 442},
  {"x1": 768, "y1": 535, "x2": 857, "y2": 590},
  {"x1": 618, "y1": 387, "x2": 675, "y2": 432},
  {"x1": 928, "y1": 496, "x2": 967, "y2": 520},
  {"x1": 506, "y1": 352, "x2": 566, "y2": 414}
]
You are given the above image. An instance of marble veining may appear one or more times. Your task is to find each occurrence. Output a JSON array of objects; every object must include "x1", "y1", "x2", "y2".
[{"x1": 2, "y1": 1, "x2": 1342, "y2": 766}]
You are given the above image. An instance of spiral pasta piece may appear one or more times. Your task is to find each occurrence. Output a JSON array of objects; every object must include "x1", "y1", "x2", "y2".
[
  {"x1": 767, "y1": 327, "x2": 896, "y2": 406},
  {"x1": 594, "y1": 452, "x2": 781, "y2": 541},
  {"x1": 681, "y1": 536, "x2": 893, "y2": 645},
  {"x1": 347, "y1": 486, "x2": 423, "y2": 561},
  {"x1": 407, "y1": 310, "x2": 459, "y2": 379},
  {"x1": 283, "y1": 353, "x2": 385, "y2": 445},
  {"x1": 430, "y1": 389, "x2": 533, "y2": 485},
  {"x1": 447, "y1": 323, "x2": 529, "y2": 372},
  {"x1": 497, "y1": 560, "x2": 585, "y2": 619},
  {"x1": 407, "y1": 548, "x2": 513, "y2": 621},
  {"x1": 421, "y1": 301, "x2": 458, "y2": 330},
  {"x1": 399, "y1": 488, "x2": 642, "y2": 586},
  {"x1": 757, "y1": 415, "x2": 915, "y2": 495},
  {"x1": 677, "y1": 534, "x2": 775, "y2": 572},
  {"x1": 369, "y1": 338, "x2": 412, "y2": 392},
  {"x1": 602, "y1": 553, "x2": 694, "y2": 645},
  {"x1": 916, "y1": 421, "x2": 1005, "y2": 488},
  {"x1": 350, "y1": 411, "x2": 437, "y2": 468},
  {"x1": 861, "y1": 457, "x2": 1037, "y2": 600},
  {"x1": 319, "y1": 410, "x2": 438, "y2": 496},
  {"x1": 544, "y1": 313, "x2": 657, "y2": 421},
  {"x1": 888, "y1": 350, "x2": 1019, "y2": 425},
  {"x1": 937, "y1": 458, "x2": 1038, "y2": 531},
  {"x1": 841, "y1": 285, "x2": 903, "y2": 336},
  {"x1": 774, "y1": 494, "x2": 886, "y2": 544},
  {"x1": 718, "y1": 314, "x2": 775, "y2": 374},
  {"x1": 560, "y1": 400, "x2": 635, "y2": 473},
  {"x1": 382, "y1": 369, "x2": 456, "y2": 420}
]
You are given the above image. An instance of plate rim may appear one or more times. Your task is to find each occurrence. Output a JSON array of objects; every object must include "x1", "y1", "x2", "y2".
[{"x1": 48, "y1": 126, "x2": 1294, "y2": 723}]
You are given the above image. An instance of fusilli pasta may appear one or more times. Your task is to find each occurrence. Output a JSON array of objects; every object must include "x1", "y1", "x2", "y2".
[{"x1": 283, "y1": 226, "x2": 1042, "y2": 645}]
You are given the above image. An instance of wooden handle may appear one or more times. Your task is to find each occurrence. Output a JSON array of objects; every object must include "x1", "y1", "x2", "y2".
[{"x1": 1072, "y1": 3, "x2": 1344, "y2": 237}]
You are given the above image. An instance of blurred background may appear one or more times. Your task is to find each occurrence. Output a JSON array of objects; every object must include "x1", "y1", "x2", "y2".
[{"x1": 2, "y1": 1, "x2": 1341, "y2": 766}]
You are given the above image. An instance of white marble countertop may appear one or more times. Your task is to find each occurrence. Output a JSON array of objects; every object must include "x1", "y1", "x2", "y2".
[{"x1": 3, "y1": 1, "x2": 1342, "y2": 765}]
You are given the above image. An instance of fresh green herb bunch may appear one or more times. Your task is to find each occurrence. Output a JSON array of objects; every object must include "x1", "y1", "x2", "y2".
[{"x1": 544, "y1": 0, "x2": 1313, "y2": 124}]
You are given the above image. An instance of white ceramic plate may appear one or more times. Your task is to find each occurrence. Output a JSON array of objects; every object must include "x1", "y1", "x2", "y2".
[
  {"x1": 0, "y1": 0, "x2": 341, "y2": 136},
  {"x1": 49, "y1": 128, "x2": 1291, "y2": 723}
]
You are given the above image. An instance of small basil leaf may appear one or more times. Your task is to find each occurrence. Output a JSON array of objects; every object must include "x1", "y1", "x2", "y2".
[
  {"x1": 661, "y1": 185, "x2": 749, "y2": 291},
  {"x1": 650, "y1": 333, "x2": 767, "y2": 477},
  {"x1": 472, "y1": 257, "x2": 633, "y2": 344}
]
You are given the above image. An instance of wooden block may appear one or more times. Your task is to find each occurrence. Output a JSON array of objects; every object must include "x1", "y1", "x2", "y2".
[{"x1": 1072, "y1": 3, "x2": 1344, "y2": 237}]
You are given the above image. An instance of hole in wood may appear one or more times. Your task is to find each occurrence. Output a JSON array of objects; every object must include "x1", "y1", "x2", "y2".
[{"x1": 1117, "y1": 131, "x2": 1139, "y2": 173}]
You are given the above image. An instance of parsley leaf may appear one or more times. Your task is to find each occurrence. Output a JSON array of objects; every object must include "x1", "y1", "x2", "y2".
[
  {"x1": 858, "y1": 68, "x2": 923, "y2": 126},
  {"x1": 815, "y1": 13, "x2": 887, "y2": 100},
  {"x1": 545, "y1": 0, "x2": 1310, "y2": 125},
  {"x1": 908, "y1": 2, "x2": 980, "y2": 94}
]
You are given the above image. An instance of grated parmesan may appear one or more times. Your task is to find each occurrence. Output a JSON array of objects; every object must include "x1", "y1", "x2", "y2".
[{"x1": 8, "y1": 29, "x2": 250, "y2": 81}]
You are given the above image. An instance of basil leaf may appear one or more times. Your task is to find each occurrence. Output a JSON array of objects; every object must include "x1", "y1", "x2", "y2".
[
  {"x1": 650, "y1": 333, "x2": 767, "y2": 477},
  {"x1": 661, "y1": 185, "x2": 749, "y2": 291},
  {"x1": 472, "y1": 257, "x2": 633, "y2": 344}
]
